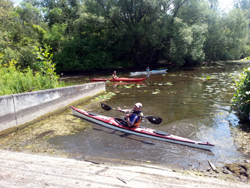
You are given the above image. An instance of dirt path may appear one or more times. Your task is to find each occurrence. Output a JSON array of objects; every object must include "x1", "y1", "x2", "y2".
[{"x1": 0, "y1": 150, "x2": 249, "y2": 188}]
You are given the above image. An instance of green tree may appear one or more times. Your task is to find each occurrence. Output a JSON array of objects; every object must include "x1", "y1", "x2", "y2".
[
  {"x1": 2, "y1": 0, "x2": 250, "y2": 72},
  {"x1": 0, "y1": 0, "x2": 46, "y2": 70},
  {"x1": 204, "y1": 7, "x2": 249, "y2": 61},
  {"x1": 82, "y1": 0, "x2": 210, "y2": 67},
  {"x1": 0, "y1": 0, "x2": 20, "y2": 62}
]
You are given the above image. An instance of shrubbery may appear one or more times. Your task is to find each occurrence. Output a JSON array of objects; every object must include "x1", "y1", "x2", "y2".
[
  {"x1": 230, "y1": 67, "x2": 250, "y2": 122},
  {"x1": 0, "y1": 45, "x2": 67, "y2": 96},
  {"x1": 0, "y1": 59, "x2": 66, "y2": 96}
]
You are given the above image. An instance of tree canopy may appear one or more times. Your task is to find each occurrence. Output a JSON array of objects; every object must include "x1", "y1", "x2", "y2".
[{"x1": 0, "y1": 0, "x2": 250, "y2": 71}]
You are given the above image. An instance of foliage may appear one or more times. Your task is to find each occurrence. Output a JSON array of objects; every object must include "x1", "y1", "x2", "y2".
[
  {"x1": 230, "y1": 67, "x2": 250, "y2": 121},
  {"x1": 54, "y1": 37, "x2": 114, "y2": 71},
  {"x1": 204, "y1": 7, "x2": 249, "y2": 61},
  {"x1": 1, "y1": 0, "x2": 250, "y2": 72},
  {"x1": 33, "y1": 44, "x2": 59, "y2": 81},
  {"x1": 0, "y1": 59, "x2": 66, "y2": 96},
  {"x1": 0, "y1": 0, "x2": 47, "y2": 70}
]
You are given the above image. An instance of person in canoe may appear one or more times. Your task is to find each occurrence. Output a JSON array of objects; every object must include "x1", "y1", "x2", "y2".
[
  {"x1": 146, "y1": 66, "x2": 151, "y2": 77},
  {"x1": 112, "y1": 71, "x2": 118, "y2": 79},
  {"x1": 117, "y1": 102, "x2": 143, "y2": 127}
]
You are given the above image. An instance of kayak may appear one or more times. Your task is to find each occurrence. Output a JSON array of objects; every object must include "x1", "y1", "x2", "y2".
[
  {"x1": 70, "y1": 106, "x2": 214, "y2": 150},
  {"x1": 130, "y1": 69, "x2": 167, "y2": 76},
  {"x1": 89, "y1": 77, "x2": 146, "y2": 82}
]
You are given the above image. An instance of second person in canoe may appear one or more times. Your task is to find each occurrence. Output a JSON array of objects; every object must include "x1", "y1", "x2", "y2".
[{"x1": 112, "y1": 71, "x2": 118, "y2": 79}]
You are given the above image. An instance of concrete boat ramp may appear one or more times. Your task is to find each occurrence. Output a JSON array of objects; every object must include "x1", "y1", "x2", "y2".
[{"x1": 0, "y1": 150, "x2": 248, "y2": 188}]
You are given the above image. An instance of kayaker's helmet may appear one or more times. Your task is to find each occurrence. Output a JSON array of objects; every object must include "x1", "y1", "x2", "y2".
[{"x1": 135, "y1": 102, "x2": 142, "y2": 109}]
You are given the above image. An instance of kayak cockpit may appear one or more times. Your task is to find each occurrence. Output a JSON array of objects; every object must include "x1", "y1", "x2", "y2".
[
  {"x1": 114, "y1": 118, "x2": 128, "y2": 126},
  {"x1": 153, "y1": 130, "x2": 171, "y2": 136},
  {"x1": 87, "y1": 112, "x2": 99, "y2": 116}
]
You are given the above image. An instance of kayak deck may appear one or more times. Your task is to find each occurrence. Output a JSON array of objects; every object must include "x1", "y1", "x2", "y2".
[{"x1": 70, "y1": 106, "x2": 214, "y2": 151}]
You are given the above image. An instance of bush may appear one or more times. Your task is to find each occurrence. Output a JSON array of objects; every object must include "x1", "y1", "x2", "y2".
[
  {"x1": 0, "y1": 60, "x2": 67, "y2": 96},
  {"x1": 230, "y1": 67, "x2": 250, "y2": 122}
]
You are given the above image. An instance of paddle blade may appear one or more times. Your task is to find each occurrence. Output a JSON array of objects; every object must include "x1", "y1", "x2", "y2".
[
  {"x1": 101, "y1": 103, "x2": 113, "y2": 111},
  {"x1": 145, "y1": 116, "x2": 162, "y2": 124}
]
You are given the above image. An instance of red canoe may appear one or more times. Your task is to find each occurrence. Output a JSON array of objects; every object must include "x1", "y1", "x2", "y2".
[{"x1": 89, "y1": 77, "x2": 146, "y2": 82}]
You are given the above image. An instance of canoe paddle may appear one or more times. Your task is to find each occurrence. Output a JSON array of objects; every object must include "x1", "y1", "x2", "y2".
[{"x1": 101, "y1": 103, "x2": 162, "y2": 124}]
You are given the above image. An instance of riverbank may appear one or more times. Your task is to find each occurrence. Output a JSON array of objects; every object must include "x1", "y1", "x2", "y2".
[{"x1": 0, "y1": 149, "x2": 249, "y2": 188}]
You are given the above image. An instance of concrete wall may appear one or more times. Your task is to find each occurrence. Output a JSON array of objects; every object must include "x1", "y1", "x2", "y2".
[{"x1": 0, "y1": 82, "x2": 105, "y2": 134}]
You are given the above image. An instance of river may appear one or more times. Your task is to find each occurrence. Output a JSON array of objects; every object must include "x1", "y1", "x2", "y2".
[{"x1": 0, "y1": 62, "x2": 250, "y2": 171}]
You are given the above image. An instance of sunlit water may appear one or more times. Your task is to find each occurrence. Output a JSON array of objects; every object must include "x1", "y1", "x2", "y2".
[
  {"x1": 1, "y1": 62, "x2": 250, "y2": 170},
  {"x1": 48, "y1": 62, "x2": 250, "y2": 169}
]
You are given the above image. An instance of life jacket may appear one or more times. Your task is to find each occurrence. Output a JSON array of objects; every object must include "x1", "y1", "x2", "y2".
[
  {"x1": 130, "y1": 110, "x2": 142, "y2": 127},
  {"x1": 133, "y1": 116, "x2": 142, "y2": 127}
]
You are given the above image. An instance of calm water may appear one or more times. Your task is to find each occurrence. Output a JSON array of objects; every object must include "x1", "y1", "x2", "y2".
[
  {"x1": 48, "y1": 62, "x2": 250, "y2": 169},
  {"x1": 2, "y1": 63, "x2": 249, "y2": 170}
]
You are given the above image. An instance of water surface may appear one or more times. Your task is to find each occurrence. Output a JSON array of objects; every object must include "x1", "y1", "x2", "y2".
[
  {"x1": 1, "y1": 62, "x2": 250, "y2": 170},
  {"x1": 50, "y1": 63, "x2": 250, "y2": 169}
]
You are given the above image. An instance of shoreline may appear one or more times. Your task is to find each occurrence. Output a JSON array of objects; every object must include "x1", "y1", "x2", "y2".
[{"x1": 0, "y1": 149, "x2": 249, "y2": 188}]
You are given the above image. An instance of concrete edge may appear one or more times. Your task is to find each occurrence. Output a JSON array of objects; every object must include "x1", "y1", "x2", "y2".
[{"x1": 0, "y1": 82, "x2": 105, "y2": 136}]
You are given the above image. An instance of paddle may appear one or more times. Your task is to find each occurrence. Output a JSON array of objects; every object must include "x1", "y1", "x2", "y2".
[{"x1": 101, "y1": 103, "x2": 162, "y2": 124}]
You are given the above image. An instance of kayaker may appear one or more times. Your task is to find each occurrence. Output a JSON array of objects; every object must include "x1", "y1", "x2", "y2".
[
  {"x1": 112, "y1": 71, "x2": 118, "y2": 79},
  {"x1": 117, "y1": 103, "x2": 143, "y2": 127},
  {"x1": 146, "y1": 66, "x2": 151, "y2": 77}
]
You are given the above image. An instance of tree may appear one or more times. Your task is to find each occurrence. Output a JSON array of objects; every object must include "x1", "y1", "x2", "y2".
[
  {"x1": 0, "y1": 0, "x2": 21, "y2": 64},
  {"x1": 204, "y1": 7, "x2": 249, "y2": 61},
  {"x1": 81, "y1": 0, "x2": 210, "y2": 67}
]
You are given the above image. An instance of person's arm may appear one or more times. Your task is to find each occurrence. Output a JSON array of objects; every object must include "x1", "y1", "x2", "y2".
[
  {"x1": 116, "y1": 107, "x2": 129, "y2": 113},
  {"x1": 125, "y1": 114, "x2": 132, "y2": 127}
]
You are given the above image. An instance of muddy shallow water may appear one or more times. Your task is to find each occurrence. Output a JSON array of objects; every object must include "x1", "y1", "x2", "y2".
[{"x1": 1, "y1": 62, "x2": 250, "y2": 179}]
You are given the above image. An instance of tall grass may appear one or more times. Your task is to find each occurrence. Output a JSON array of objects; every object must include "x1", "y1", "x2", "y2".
[{"x1": 0, "y1": 60, "x2": 67, "y2": 96}]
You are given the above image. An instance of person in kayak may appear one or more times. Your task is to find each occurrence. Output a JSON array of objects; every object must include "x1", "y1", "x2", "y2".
[
  {"x1": 112, "y1": 71, "x2": 118, "y2": 79},
  {"x1": 146, "y1": 66, "x2": 151, "y2": 77},
  {"x1": 117, "y1": 103, "x2": 143, "y2": 127}
]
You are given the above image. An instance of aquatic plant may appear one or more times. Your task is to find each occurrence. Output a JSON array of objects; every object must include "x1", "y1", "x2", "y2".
[{"x1": 93, "y1": 92, "x2": 116, "y2": 100}]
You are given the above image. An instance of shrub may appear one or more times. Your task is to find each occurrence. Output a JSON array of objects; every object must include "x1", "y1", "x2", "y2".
[
  {"x1": 230, "y1": 67, "x2": 250, "y2": 122},
  {"x1": 0, "y1": 58, "x2": 67, "y2": 96}
]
